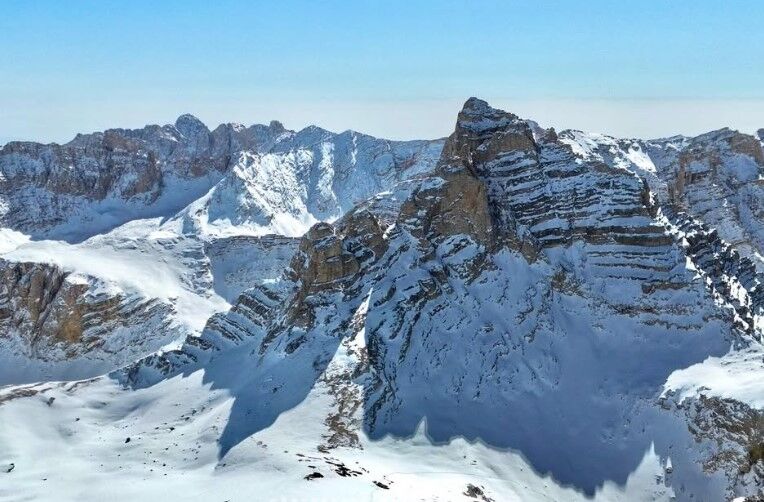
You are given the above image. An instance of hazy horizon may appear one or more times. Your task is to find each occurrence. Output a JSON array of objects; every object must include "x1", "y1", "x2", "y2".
[{"x1": 3, "y1": 97, "x2": 764, "y2": 146}]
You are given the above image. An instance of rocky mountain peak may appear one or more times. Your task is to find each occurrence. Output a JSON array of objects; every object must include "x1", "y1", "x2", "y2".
[
  {"x1": 174, "y1": 113, "x2": 209, "y2": 138},
  {"x1": 268, "y1": 120, "x2": 286, "y2": 133},
  {"x1": 454, "y1": 97, "x2": 524, "y2": 135},
  {"x1": 440, "y1": 99, "x2": 668, "y2": 260},
  {"x1": 441, "y1": 99, "x2": 536, "y2": 173},
  {"x1": 728, "y1": 131, "x2": 764, "y2": 166}
]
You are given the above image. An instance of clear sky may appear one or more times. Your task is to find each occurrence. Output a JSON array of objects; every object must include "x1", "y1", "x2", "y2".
[{"x1": 1, "y1": 1, "x2": 763, "y2": 143}]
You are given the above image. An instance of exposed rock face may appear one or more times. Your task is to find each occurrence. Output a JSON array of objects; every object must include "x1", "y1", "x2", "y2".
[
  {"x1": 122, "y1": 208, "x2": 389, "y2": 385},
  {"x1": 559, "y1": 126, "x2": 764, "y2": 334},
  {"x1": 399, "y1": 169, "x2": 494, "y2": 248},
  {"x1": 290, "y1": 223, "x2": 362, "y2": 291},
  {"x1": 669, "y1": 214, "x2": 764, "y2": 338},
  {"x1": 0, "y1": 116, "x2": 282, "y2": 240},
  {"x1": 642, "y1": 129, "x2": 764, "y2": 267},
  {"x1": 0, "y1": 259, "x2": 181, "y2": 383},
  {"x1": 121, "y1": 281, "x2": 284, "y2": 387},
  {"x1": 456, "y1": 100, "x2": 667, "y2": 249},
  {"x1": 0, "y1": 261, "x2": 68, "y2": 341},
  {"x1": 661, "y1": 392, "x2": 764, "y2": 500}
]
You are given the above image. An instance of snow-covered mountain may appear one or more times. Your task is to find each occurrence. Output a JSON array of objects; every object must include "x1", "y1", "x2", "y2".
[
  {"x1": 0, "y1": 100, "x2": 762, "y2": 501},
  {"x1": 172, "y1": 127, "x2": 443, "y2": 239}
]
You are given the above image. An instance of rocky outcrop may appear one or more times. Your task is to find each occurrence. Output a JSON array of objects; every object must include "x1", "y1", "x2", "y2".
[
  {"x1": 121, "y1": 208, "x2": 391, "y2": 387},
  {"x1": 443, "y1": 99, "x2": 679, "y2": 293},
  {"x1": 669, "y1": 214, "x2": 764, "y2": 339},
  {"x1": 475, "y1": 100, "x2": 662, "y2": 245},
  {"x1": 0, "y1": 261, "x2": 68, "y2": 341},
  {"x1": 120, "y1": 280, "x2": 286, "y2": 387},
  {"x1": 399, "y1": 170, "x2": 494, "y2": 250},
  {"x1": 559, "y1": 126, "x2": 764, "y2": 336},
  {"x1": 646, "y1": 129, "x2": 764, "y2": 269},
  {"x1": 284, "y1": 222, "x2": 364, "y2": 329},
  {"x1": 661, "y1": 392, "x2": 764, "y2": 500},
  {"x1": 0, "y1": 260, "x2": 179, "y2": 368}
]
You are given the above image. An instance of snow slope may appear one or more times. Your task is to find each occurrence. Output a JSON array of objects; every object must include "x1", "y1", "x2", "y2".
[
  {"x1": 0, "y1": 339, "x2": 676, "y2": 502},
  {"x1": 663, "y1": 344, "x2": 764, "y2": 409}
]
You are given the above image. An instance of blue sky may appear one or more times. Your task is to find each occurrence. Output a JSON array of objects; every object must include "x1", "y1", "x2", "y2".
[{"x1": 1, "y1": 1, "x2": 763, "y2": 142}]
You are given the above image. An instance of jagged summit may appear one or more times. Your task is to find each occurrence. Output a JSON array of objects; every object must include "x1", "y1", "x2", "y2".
[
  {"x1": 0, "y1": 113, "x2": 444, "y2": 242},
  {"x1": 454, "y1": 97, "x2": 524, "y2": 133},
  {"x1": 459, "y1": 96, "x2": 514, "y2": 117},
  {"x1": 174, "y1": 113, "x2": 209, "y2": 137},
  {"x1": 268, "y1": 119, "x2": 285, "y2": 132}
]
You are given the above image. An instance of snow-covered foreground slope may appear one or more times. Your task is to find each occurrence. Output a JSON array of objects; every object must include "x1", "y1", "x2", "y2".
[
  {"x1": 0, "y1": 340, "x2": 675, "y2": 502},
  {"x1": 1, "y1": 99, "x2": 763, "y2": 501}
]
